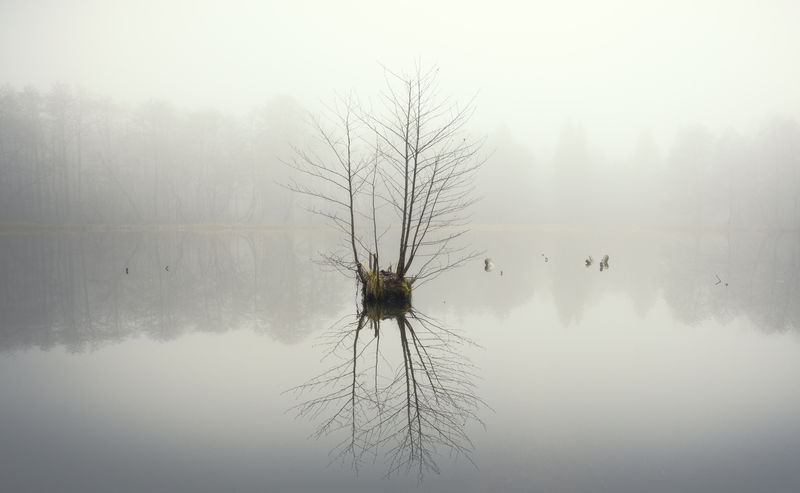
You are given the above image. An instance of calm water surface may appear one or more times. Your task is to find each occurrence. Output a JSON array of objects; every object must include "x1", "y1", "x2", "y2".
[{"x1": 1, "y1": 228, "x2": 799, "y2": 492}]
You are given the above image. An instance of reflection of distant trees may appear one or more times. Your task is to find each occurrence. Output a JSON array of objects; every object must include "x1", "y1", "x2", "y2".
[
  {"x1": 422, "y1": 230, "x2": 799, "y2": 335},
  {"x1": 661, "y1": 230, "x2": 800, "y2": 333},
  {"x1": 290, "y1": 309, "x2": 484, "y2": 479},
  {"x1": 0, "y1": 231, "x2": 348, "y2": 352},
  {"x1": 3, "y1": 228, "x2": 795, "y2": 353}
]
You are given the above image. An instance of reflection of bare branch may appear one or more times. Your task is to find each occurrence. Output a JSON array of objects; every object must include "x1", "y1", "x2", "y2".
[{"x1": 288, "y1": 307, "x2": 486, "y2": 479}]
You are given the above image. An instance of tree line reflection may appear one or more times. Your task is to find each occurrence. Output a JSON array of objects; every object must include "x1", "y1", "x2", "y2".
[
  {"x1": 0, "y1": 229, "x2": 798, "y2": 353},
  {"x1": 0, "y1": 229, "x2": 347, "y2": 352}
]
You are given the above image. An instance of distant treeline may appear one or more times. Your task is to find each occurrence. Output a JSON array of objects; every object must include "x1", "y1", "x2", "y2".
[
  {"x1": 1, "y1": 84, "x2": 798, "y2": 229},
  {"x1": 478, "y1": 120, "x2": 800, "y2": 230},
  {"x1": 0, "y1": 84, "x2": 302, "y2": 225}
]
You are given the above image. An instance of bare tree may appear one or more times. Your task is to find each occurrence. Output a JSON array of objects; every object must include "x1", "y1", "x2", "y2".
[
  {"x1": 286, "y1": 65, "x2": 484, "y2": 296},
  {"x1": 286, "y1": 96, "x2": 372, "y2": 282},
  {"x1": 363, "y1": 65, "x2": 484, "y2": 283}
]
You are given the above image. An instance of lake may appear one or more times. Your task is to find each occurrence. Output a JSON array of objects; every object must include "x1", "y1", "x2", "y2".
[{"x1": 1, "y1": 227, "x2": 799, "y2": 492}]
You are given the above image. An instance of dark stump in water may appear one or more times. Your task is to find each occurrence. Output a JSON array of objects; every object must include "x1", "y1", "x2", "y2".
[{"x1": 361, "y1": 270, "x2": 413, "y2": 306}]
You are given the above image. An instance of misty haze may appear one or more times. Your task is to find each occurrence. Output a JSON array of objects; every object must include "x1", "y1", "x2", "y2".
[{"x1": 1, "y1": 2, "x2": 799, "y2": 492}]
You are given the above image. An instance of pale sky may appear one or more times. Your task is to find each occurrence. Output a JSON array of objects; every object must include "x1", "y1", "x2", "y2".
[{"x1": 2, "y1": 0, "x2": 799, "y2": 156}]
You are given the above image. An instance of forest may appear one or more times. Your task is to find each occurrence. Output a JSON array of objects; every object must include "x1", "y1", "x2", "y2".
[{"x1": 1, "y1": 83, "x2": 798, "y2": 231}]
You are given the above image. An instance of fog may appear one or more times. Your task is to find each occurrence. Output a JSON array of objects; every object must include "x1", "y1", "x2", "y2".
[
  {"x1": 3, "y1": 0, "x2": 800, "y2": 159},
  {"x1": 0, "y1": 83, "x2": 797, "y2": 229},
  {"x1": 3, "y1": 3, "x2": 800, "y2": 492}
]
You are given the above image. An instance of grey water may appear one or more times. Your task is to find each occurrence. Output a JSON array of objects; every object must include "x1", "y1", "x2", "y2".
[{"x1": 1, "y1": 228, "x2": 800, "y2": 493}]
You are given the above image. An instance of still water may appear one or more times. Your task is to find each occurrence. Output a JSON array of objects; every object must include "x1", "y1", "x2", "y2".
[{"x1": 1, "y1": 228, "x2": 799, "y2": 492}]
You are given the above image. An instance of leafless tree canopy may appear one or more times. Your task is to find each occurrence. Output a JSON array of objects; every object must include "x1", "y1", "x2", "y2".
[{"x1": 286, "y1": 65, "x2": 485, "y2": 285}]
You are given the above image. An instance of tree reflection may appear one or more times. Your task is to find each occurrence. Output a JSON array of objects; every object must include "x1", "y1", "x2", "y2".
[
  {"x1": 2, "y1": 229, "x2": 798, "y2": 354},
  {"x1": 290, "y1": 305, "x2": 485, "y2": 479},
  {"x1": 0, "y1": 230, "x2": 348, "y2": 352}
]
